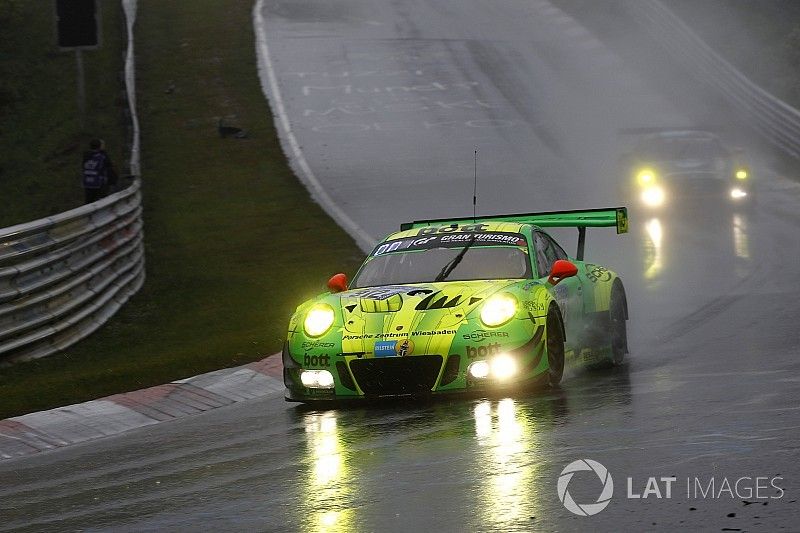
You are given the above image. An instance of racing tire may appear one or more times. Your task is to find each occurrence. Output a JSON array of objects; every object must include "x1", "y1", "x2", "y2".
[
  {"x1": 546, "y1": 304, "x2": 566, "y2": 386},
  {"x1": 609, "y1": 282, "x2": 628, "y2": 366}
]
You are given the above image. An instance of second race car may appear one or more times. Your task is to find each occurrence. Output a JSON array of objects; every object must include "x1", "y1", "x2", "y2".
[{"x1": 619, "y1": 128, "x2": 754, "y2": 209}]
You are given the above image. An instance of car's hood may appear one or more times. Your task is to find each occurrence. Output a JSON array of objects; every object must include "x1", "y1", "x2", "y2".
[{"x1": 320, "y1": 280, "x2": 528, "y2": 354}]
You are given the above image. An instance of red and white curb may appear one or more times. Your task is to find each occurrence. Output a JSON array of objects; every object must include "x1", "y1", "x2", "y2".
[{"x1": 0, "y1": 354, "x2": 283, "y2": 460}]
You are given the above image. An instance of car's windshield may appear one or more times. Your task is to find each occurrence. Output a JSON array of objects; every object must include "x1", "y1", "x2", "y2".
[
  {"x1": 640, "y1": 136, "x2": 726, "y2": 161},
  {"x1": 351, "y1": 231, "x2": 531, "y2": 288}
]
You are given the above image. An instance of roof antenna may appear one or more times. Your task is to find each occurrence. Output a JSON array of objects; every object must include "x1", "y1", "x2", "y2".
[{"x1": 473, "y1": 149, "x2": 478, "y2": 223}]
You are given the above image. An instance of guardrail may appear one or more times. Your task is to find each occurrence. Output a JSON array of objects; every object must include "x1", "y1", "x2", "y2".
[
  {"x1": 0, "y1": 0, "x2": 144, "y2": 363},
  {"x1": 625, "y1": 0, "x2": 800, "y2": 158}
]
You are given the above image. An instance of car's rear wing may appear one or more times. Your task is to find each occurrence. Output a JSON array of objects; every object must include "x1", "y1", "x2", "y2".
[{"x1": 400, "y1": 207, "x2": 628, "y2": 260}]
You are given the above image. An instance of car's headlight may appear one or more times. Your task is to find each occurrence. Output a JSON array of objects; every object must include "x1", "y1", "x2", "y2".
[
  {"x1": 467, "y1": 355, "x2": 518, "y2": 380},
  {"x1": 641, "y1": 185, "x2": 665, "y2": 207},
  {"x1": 490, "y1": 354, "x2": 518, "y2": 380},
  {"x1": 735, "y1": 169, "x2": 748, "y2": 180},
  {"x1": 304, "y1": 304, "x2": 335, "y2": 337},
  {"x1": 468, "y1": 360, "x2": 490, "y2": 379},
  {"x1": 636, "y1": 168, "x2": 656, "y2": 186},
  {"x1": 730, "y1": 187, "x2": 748, "y2": 199},
  {"x1": 300, "y1": 370, "x2": 334, "y2": 389},
  {"x1": 480, "y1": 293, "x2": 517, "y2": 327}
]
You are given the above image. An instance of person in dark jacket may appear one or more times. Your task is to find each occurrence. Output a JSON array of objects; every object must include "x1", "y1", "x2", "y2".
[{"x1": 82, "y1": 139, "x2": 118, "y2": 203}]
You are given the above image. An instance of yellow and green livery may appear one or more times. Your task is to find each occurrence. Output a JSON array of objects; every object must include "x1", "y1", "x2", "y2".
[{"x1": 284, "y1": 207, "x2": 629, "y2": 402}]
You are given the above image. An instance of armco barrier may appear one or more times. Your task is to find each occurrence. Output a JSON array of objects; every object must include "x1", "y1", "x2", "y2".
[
  {"x1": 0, "y1": 183, "x2": 144, "y2": 362},
  {"x1": 625, "y1": 0, "x2": 800, "y2": 158},
  {"x1": 0, "y1": 0, "x2": 143, "y2": 363}
]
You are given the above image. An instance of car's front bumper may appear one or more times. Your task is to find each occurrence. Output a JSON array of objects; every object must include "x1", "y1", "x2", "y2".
[{"x1": 282, "y1": 327, "x2": 549, "y2": 403}]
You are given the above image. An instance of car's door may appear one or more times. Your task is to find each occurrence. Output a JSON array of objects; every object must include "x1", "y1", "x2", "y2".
[{"x1": 534, "y1": 231, "x2": 584, "y2": 351}]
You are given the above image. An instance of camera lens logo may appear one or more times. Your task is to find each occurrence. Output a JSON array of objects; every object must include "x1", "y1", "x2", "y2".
[{"x1": 557, "y1": 459, "x2": 614, "y2": 516}]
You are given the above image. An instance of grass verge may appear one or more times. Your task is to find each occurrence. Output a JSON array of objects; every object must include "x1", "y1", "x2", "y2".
[{"x1": 0, "y1": 0, "x2": 364, "y2": 418}]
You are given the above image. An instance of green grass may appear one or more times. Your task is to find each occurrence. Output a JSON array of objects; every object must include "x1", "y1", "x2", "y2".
[
  {"x1": 0, "y1": 0, "x2": 364, "y2": 418},
  {"x1": 0, "y1": 0, "x2": 127, "y2": 227}
]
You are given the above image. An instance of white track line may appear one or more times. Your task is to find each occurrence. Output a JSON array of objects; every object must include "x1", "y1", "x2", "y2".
[{"x1": 252, "y1": 0, "x2": 377, "y2": 252}]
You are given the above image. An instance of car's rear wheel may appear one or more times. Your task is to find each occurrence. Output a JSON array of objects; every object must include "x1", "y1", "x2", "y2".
[
  {"x1": 609, "y1": 282, "x2": 628, "y2": 365},
  {"x1": 546, "y1": 304, "x2": 565, "y2": 386}
]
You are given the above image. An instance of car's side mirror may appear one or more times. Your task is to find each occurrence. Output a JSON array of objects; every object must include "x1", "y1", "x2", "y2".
[
  {"x1": 548, "y1": 260, "x2": 578, "y2": 286},
  {"x1": 327, "y1": 273, "x2": 348, "y2": 293}
]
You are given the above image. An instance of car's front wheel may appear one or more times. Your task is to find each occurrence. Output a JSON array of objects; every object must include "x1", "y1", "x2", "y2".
[{"x1": 546, "y1": 304, "x2": 565, "y2": 386}]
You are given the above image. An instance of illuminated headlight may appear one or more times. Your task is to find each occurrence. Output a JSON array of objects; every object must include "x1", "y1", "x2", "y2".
[
  {"x1": 468, "y1": 355, "x2": 518, "y2": 380},
  {"x1": 300, "y1": 370, "x2": 334, "y2": 389},
  {"x1": 730, "y1": 187, "x2": 748, "y2": 199},
  {"x1": 468, "y1": 360, "x2": 490, "y2": 379},
  {"x1": 491, "y1": 354, "x2": 517, "y2": 380},
  {"x1": 735, "y1": 169, "x2": 748, "y2": 180},
  {"x1": 480, "y1": 293, "x2": 517, "y2": 327},
  {"x1": 304, "y1": 304, "x2": 335, "y2": 337},
  {"x1": 636, "y1": 168, "x2": 656, "y2": 186},
  {"x1": 641, "y1": 186, "x2": 665, "y2": 207}
]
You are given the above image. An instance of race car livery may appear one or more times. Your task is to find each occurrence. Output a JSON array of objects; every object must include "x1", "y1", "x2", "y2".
[{"x1": 283, "y1": 208, "x2": 629, "y2": 403}]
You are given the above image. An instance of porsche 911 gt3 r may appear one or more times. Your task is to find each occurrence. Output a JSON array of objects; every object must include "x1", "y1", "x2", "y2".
[{"x1": 283, "y1": 208, "x2": 630, "y2": 403}]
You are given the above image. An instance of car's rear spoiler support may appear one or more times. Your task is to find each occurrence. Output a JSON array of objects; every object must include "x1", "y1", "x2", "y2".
[
  {"x1": 401, "y1": 207, "x2": 628, "y2": 261},
  {"x1": 577, "y1": 227, "x2": 587, "y2": 261}
]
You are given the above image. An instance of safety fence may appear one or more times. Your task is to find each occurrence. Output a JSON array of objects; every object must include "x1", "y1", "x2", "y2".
[
  {"x1": 626, "y1": 0, "x2": 800, "y2": 158},
  {"x1": 0, "y1": 0, "x2": 143, "y2": 363}
]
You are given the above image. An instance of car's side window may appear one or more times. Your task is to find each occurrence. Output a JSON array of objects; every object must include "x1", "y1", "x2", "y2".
[
  {"x1": 535, "y1": 231, "x2": 569, "y2": 277},
  {"x1": 534, "y1": 232, "x2": 553, "y2": 277}
]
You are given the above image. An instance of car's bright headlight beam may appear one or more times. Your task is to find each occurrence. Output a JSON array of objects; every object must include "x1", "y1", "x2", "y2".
[
  {"x1": 636, "y1": 168, "x2": 656, "y2": 186},
  {"x1": 480, "y1": 294, "x2": 518, "y2": 327},
  {"x1": 468, "y1": 360, "x2": 490, "y2": 379},
  {"x1": 730, "y1": 187, "x2": 748, "y2": 199},
  {"x1": 491, "y1": 354, "x2": 517, "y2": 380},
  {"x1": 641, "y1": 186, "x2": 665, "y2": 207},
  {"x1": 304, "y1": 305, "x2": 335, "y2": 337},
  {"x1": 300, "y1": 370, "x2": 335, "y2": 389},
  {"x1": 468, "y1": 355, "x2": 518, "y2": 381}
]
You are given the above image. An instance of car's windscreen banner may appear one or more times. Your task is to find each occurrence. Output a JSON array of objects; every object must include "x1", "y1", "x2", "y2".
[{"x1": 371, "y1": 232, "x2": 527, "y2": 257}]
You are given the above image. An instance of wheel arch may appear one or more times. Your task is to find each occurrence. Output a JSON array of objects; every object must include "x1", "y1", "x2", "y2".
[{"x1": 583, "y1": 264, "x2": 626, "y2": 317}]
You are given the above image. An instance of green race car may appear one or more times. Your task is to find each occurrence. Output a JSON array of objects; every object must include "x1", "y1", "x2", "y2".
[{"x1": 283, "y1": 207, "x2": 630, "y2": 403}]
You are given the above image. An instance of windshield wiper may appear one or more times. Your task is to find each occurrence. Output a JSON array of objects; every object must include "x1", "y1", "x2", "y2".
[{"x1": 434, "y1": 234, "x2": 476, "y2": 282}]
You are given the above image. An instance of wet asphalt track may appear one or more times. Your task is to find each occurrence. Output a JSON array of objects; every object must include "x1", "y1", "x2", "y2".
[{"x1": 2, "y1": 0, "x2": 800, "y2": 531}]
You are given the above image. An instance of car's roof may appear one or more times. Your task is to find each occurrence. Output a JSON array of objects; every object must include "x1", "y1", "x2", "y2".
[{"x1": 384, "y1": 221, "x2": 530, "y2": 242}]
